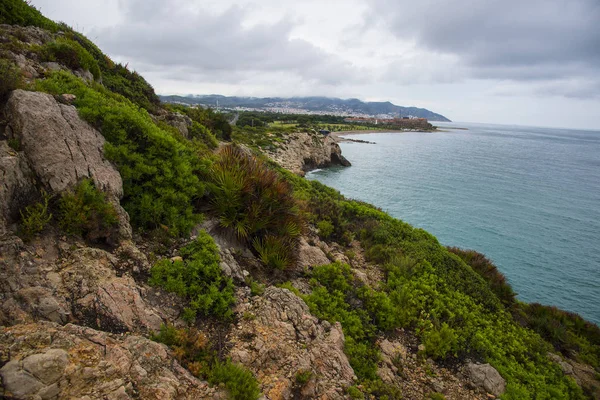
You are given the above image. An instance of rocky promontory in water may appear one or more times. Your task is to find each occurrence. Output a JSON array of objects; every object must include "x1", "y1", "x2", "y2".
[{"x1": 0, "y1": 2, "x2": 599, "y2": 399}]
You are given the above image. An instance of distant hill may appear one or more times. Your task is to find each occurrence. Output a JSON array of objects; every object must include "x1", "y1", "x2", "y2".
[{"x1": 159, "y1": 94, "x2": 451, "y2": 122}]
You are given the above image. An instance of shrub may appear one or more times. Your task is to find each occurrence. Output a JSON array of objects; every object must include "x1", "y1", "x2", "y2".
[
  {"x1": 422, "y1": 323, "x2": 458, "y2": 359},
  {"x1": 19, "y1": 190, "x2": 52, "y2": 240},
  {"x1": 0, "y1": 59, "x2": 22, "y2": 99},
  {"x1": 58, "y1": 179, "x2": 118, "y2": 241},
  {"x1": 246, "y1": 277, "x2": 265, "y2": 297},
  {"x1": 346, "y1": 386, "x2": 364, "y2": 400},
  {"x1": 295, "y1": 369, "x2": 313, "y2": 386},
  {"x1": 39, "y1": 38, "x2": 101, "y2": 80},
  {"x1": 7, "y1": 137, "x2": 21, "y2": 152},
  {"x1": 515, "y1": 302, "x2": 600, "y2": 369},
  {"x1": 149, "y1": 230, "x2": 235, "y2": 321},
  {"x1": 316, "y1": 219, "x2": 334, "y2": 239},
  {"x1": 0, "y1": 0, "x2": 58, "y2": 31},
  {"x1": 209, "y1": 361, "x2": 260, "y2": 400},
  {"x1": 36, "y1": 71, "x2": 205, "y2": 235},
  {"x1": 189, "y1": 121, "x2": 218, "y2": 149},
  {"x1": 448, "y1": 247, "x2": 516, "y2": 307},
  {"x1": 207, "y1": 145, "x2": 304, "y2": 269}
]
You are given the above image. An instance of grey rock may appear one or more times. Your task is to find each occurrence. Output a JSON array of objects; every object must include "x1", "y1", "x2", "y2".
[
  {"x1": 466, "y1": 362, "x2": 506, "y2": 396},
  {"x1": 0, "y1": 141, "x2": 36, "y2": 233},
  {"x1": 4, "y1": 90, "x2": 131, "y2": 241},
  {"x1": 296, "y1": 237, "x2": 330, "y2": 269},
  {"x1": 265, "y1": 131, "x2": 351, "y2": 176},
  {"x1": 0, "y1": 321, "x2": 223, "y2": 399},
  {"x1": 0, "y1": 360, "x2": 44, "y2": 398},
  {"x1": 6, "y1": 90, "x2": 122, "y2": 196},
  {"x1": 23, "y1": 349, "x2": 69, "y2": 384},
  {"x1": 229, "y1": 287, "x2": 355, "y2": 399}
]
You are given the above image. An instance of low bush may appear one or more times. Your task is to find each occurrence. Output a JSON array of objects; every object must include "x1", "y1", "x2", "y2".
[
  {"x1": 18, "y1": 190, "x2": 52, "y2": 240},
  {"x1": 209, "y1": 361, "x2": 260, "y2": 400},
  {"x1": 448, "y1": 247, "x2": 516, "y2": 307},
  {"x1": 284, "y1": 175, "x2": 585, "y2": 398},
  {"x1": 39, "y1": 37, "x2": 101, "y2": 80},
  {"x1": 149, "y1": 230, "x2": 235, "y2": 321},
  {"x1": 515, "y1": 302, "x2": 600, "y2": 369},
  {"x1": 0, "y1": 59, "x2": 22, "y2": 99},
  {"x1": 295, "y1": 369, "x2": 313, "y2": 386},
  {"x1": 152, "y1": 324, "x2": 260, "y2": 400},
  {"x1": 316, "y1": 219, "x2": 334, "y2": 239},
  {"x1": 36, "y1": 71, "x2": 205, "y2": 235},
  {"x1": 58, "y1": 179, "x2": 118, "y2": 241},
  {"x1": 0, "y1": 0, "x2": 59, "y2": 31}
]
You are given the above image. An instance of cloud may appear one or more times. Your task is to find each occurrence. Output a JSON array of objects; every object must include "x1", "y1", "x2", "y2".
[
  {"x1": 92, "y1": 0, "x2": 362, "y2": 86},
  {"x1": 368, "y1": 0, "x2": 600, "y2": 97}
]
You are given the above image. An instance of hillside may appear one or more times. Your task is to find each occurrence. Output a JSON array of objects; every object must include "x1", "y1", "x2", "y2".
[
  {"x1": 160, "y1": 94, "x2": 452, "y2": 122},
  {"x1": 1, "y1": 2, "x2": 599, "y2": 400}
]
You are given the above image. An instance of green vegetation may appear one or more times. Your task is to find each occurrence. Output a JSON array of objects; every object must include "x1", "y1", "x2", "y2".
[
  {"x1": 6, "y1": 2, "x2": 596, "y2": 397},
  {"x1": 210, "y1": 361, "x2": 261, "y2": 400},
  {"x1": 207, "y1": 144, "x2": 303, "y2": 269},
  {"x1": 168, "y1": 104, "x2": 232, "y2": 141},
  {"x1": 36, "y1": 71, "x2": 207, "y2": 236},
  {"x1": 149, "y1": 230, "x2": 235, "y2": 322},
  {"x1": 38, "y1": 37, "x2": 101, "y2": 80},
  {"x1": 0, "y1": 59, "x2": 22, "y2": 99},
  {"x1": 18, "y1": 190, "x2": 52, "y2": 240},
  {"x1": 284, "y1": 172, "x2": 586, "y2": 399},
  {"x1": 295, "y1": 369, "x2": 313, "y2": 386},
  {"x1": 58, "y1": 179, "x2": 118, "y2": 241},
  {"x1": 0, "y1": 0, "x2": 59, "y2": 31},
  {"x1": 515, "y1": 303, "x2": 600, "y2": 370},
  {"x1": 448, "y1": 247, "x2": 517, "y2": 307},
  {"x1": 152, "y1": 324, "x2": 259, "y2": 400}
]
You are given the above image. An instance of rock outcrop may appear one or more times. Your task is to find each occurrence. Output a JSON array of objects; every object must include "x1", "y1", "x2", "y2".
[
  {"x1": 266, "y1": 131, "x2": 350, "y2": 176},
  {"x1": 466, "y1": 362, "x2": 506, "y2": 397},
  {"x1": 0, "y1": 234, "x2": 171, "y2": 334},
  {"x1": 1, "y1": 89, "x2": 131, "y2": 241},
  {"x1": 0, "y1": 322, "x2": 224, "y2": 399},
  {"x1": 229, "y1": 287, "x2": 355, "y2": 399}
]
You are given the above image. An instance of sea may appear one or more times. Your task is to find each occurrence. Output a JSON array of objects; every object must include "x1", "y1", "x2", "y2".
[{"x1": 307, "y1": 122, "x2": 600, "y2": 325}]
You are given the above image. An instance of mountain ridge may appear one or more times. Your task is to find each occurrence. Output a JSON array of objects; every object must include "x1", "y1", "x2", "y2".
[{"x1": 159, "y1": 94, "x2": 452, "y2": 122}]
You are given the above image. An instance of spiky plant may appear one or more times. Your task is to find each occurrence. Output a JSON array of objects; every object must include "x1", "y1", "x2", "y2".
[{"x1": 207, "y1": 144, "x2": 304, "y2": 269}]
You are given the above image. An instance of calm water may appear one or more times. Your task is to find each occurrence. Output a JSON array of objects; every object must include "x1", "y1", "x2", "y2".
[{"x1": 307, "y1": 122, "x2": 600, "y2": 325}]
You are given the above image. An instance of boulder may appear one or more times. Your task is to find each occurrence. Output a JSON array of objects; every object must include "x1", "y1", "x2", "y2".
[
  {"x1": 229, "y1": 287, "x2": 355, "y2": 399},
  {"x1": 5, "y1": 90, "x2": 123, "y2": 196},
  {"x1": 466, "y1": 362, "x2": 506, "y2": 397},
  {"x1": 4, "y1": 89, "x2": 131, "y2": 241},
  {"x1": 296, "y1": 237, "x2": 330, "y2": 269},
  {"x1": 0, "y1": 322, "x2": 223, "y2": 399}
]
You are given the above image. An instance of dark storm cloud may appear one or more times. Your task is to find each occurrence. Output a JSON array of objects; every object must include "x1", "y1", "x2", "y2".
[
  {"x1": 370, "y1": 0, "x2": 600, "y2": 95},
  {"x1": 93, "y1": 0, "x2": 361, "y2": 85}
]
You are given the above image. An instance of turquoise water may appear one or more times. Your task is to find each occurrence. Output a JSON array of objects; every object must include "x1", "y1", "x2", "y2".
[{"x1": 307, "y1": 122, "x2": 600, "y2": 325}]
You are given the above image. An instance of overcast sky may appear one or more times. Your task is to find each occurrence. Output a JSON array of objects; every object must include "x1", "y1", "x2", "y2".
[{"x1": 30, "y1": 0, "x2": 600, "y2": 129}]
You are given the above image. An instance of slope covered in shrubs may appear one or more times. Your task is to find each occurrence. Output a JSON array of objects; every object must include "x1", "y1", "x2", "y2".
[{"x1": 2, "y1": 1, "x2": 599, "y2": 398}]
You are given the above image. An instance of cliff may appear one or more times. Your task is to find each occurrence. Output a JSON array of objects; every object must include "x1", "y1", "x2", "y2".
[
  {"x1": 0, "y1": 3, "x2": 599, "y2": 400},
  {"x1": 264, "y1": 130, "x2": 351, "y2": 176}
]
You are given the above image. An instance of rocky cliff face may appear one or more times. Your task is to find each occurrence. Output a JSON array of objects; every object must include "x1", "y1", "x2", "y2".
[{"x1": 265, "y1": 131, "x2": 350, "y2": 176}]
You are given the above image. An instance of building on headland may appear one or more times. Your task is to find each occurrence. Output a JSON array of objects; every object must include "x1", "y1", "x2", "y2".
[{"x1": 343, "y1": 117, "x2": 432, "y2": 129}]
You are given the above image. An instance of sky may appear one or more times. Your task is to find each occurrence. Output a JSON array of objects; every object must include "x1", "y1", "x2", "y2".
[{"x1": 29, "y1": 0, "x2": 600, "y2": 129}]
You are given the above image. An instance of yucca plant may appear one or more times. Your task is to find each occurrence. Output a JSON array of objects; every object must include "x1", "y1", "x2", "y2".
[{"x1": 207, "y1": 144, "x2": 304, "y2": 269}]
